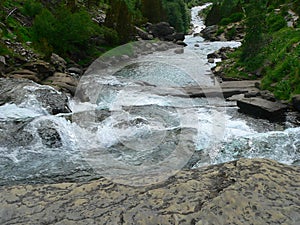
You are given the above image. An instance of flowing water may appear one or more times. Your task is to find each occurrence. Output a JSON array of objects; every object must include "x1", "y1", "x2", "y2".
[{"x1": 0, "y1": 4, "x2": 299, "y2": 186}]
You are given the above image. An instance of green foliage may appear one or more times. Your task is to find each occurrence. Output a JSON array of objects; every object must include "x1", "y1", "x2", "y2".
[
  {"x1": 163, "y1": 0, "x2": 190, "y2": 33},
  {"x1": 266, "y1": 13, "x2": 286, "y2": 32},
  {"x1": 32, "y1": 7, "x2": 100, "y2": 58},
  {"x1": 240, "y1": 1, "x2": 266, "y2": 70},
  {"x1": 21, "y1": 0, "x2": 43, "y2": 18},
  {"x1": 141, "y1": 0, "x2": 165, "y2": 23},
  {"x1": 105, "y1": 0, "x2": 134, "y2": 44},
  {"x1": 205, "y1": 0, "x2": 243, "y2": 26}
]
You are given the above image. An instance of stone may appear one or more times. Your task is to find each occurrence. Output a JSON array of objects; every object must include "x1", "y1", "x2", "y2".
[
  {"x1": 0, "y1": 158, "x2": 299, "y2": 224},
  {"x1": 176, "y1": 40, "x2": 187, "y2": 46},
  {"x1": 0, "y1": 78, "x2": 70, "y2": 114},
  {"x1": 135, "y1": 26, "x2": 153, "y2": 40},
  {"x1": 37, "y1": 120, "x2": 62, "y2": 148},
  {"x1": 146, "y1": 22, "x2": 175, "y2": 39},
  {"x1": 244, "y1": 91, "x2": 260, "y2": 98},
  {"x1": 165, "y1": 32, "x2": 185, "y2": 42},
  {"x1": 43, "y1": 72, "x2": 78, "y2": 96},
  {"x1": 260, "y1": 90, "x2": 276, "y2": 102},
  {"x1": 237, "y1": 97, "x2": 287, "y2": 121},
  {"x1": 208, "y1": 58, "x2": 214, "y2": 63},
  {"x1": 292, "y1": 94, "x2": 300, "y2": 112},
  {"x1": 8, "y1": 69, "x2": 40, "y2": 83},
  {"x1": 200, "y1": 25, "x2": 218, "y2": 41},
  {"x1": 68, "y1": 67, "x2": 83, "y2": 76},
  {"x1": 23, "y1": 60, "x2": 55, "y2": 80},
  {"x1": 50, "y1": 53, "x2": 67, "y2": 73}
]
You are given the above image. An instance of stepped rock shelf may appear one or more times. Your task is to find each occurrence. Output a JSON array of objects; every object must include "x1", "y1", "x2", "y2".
[{"x1": 0, "y1": 158, "x2": 299, "y2": 224}]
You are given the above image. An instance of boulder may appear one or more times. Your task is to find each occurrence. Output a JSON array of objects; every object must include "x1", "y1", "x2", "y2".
[
  {"x1": 0, "y1": 158, "x2": 299, "y2": 224},
  {"x1": 165, "y1": 32, "x2": 185, "y2": 42},
  {"x1": 43, "y1": 72, "x2": 78, "y2": 96},
  {"x1": 135, "y1": 26, "x2": 154, "y2": 40},
  {"x1": 23, "y1": 60, "x2": 55, "y2": 80},
  {"x1": 8, "y1": 69, "x2": 40, "y2": 83},
  {"x1": 200, "y1": 25, "x2": 218, "y2": 41},
  {"x1": 237, "y1": 97, "x2": 287, "y2": 121},
  {"x1": 50, "y1": 53, "x2": 67, "y2": 72},
  {"x1": 37, "y1": 120, "x2": 62, "y2": 148},
  {"x1": 292, "y1": 94, "x2": 300, "y2": 112},
  {"x1": 0, "y1": 78, "x2": 70, "y2": 114},
  {"x1": 67, "y1": 67, "x2": 83, "y2": 76},
  {"x1": 146, "y1": 22, "x2": 175, "y2": 38}
]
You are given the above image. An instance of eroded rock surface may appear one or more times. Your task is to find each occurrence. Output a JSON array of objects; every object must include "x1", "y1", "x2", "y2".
[{"x1": 0, "y1": 158, "x2": 299, "y2": 225}]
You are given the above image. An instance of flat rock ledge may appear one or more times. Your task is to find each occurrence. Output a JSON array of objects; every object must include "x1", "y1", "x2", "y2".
[
  {"x1": 0, "y1": 158, "x2": 299, "y2": 225},
  {"x1": 237, "y1": 97, "x2": 288, "y2": 121}
]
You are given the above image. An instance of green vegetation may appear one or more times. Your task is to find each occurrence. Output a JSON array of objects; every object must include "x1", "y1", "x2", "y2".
[
  {"x1": 0, "y1": 0, "x2": 191, "y2": 65},
  {"x1": 207, "y1": 0, "x2": 300, "y2": 100}
]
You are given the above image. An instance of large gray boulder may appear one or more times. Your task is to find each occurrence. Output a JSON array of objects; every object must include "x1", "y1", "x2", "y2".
[{"x1": 0, "y1": 78, "x2": 70, "y2": 114}]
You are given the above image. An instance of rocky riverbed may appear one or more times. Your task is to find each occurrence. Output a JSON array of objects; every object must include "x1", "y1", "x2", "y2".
[{"x1": 0, "y1": 158, "x2": 299, "y2": 225}]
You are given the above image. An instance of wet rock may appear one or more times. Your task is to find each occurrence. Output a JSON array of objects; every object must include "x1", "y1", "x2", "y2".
[
  {"x1": 0, "y1": 121, "x2": 34, "y2": 148},
  {"x1": 237, "y1": 97, "x2": 287, "y2": 121},
  {"x1": 0, "y1": 78, "x2": 70, "y2": 114},
  {"x1": 37, "y1": 120, "x2": 62, "y2": 148},
  {"x1": 0, "y1": 158, "x2": 299, "y2": 224},
  {"x1": 292, "y1": 94, "x2": 300, "y2": 112}
]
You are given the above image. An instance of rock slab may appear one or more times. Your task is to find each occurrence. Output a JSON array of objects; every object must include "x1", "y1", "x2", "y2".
[
  {"x1": 0, "y1": 158, "x2": 299, "y2": 225},
  {"x1": 237, "y1": 97, "x2": 287, "y2": 121}
]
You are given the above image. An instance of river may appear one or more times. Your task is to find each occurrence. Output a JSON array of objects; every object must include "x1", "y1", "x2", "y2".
[{"x1": 0, "y1": 4, "x2": 299, "y2": 186}]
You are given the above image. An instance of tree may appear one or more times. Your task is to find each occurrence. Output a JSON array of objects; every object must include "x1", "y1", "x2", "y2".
[
  {"x1": 240, "y1": 0, "x2": 267, "y2": 70},
  {"x1": 105, "y1": 0, "x2": 134, "y2": 44},
  {"x1": 141, "y1": 0, "x2": 165, "y2": 23}
]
